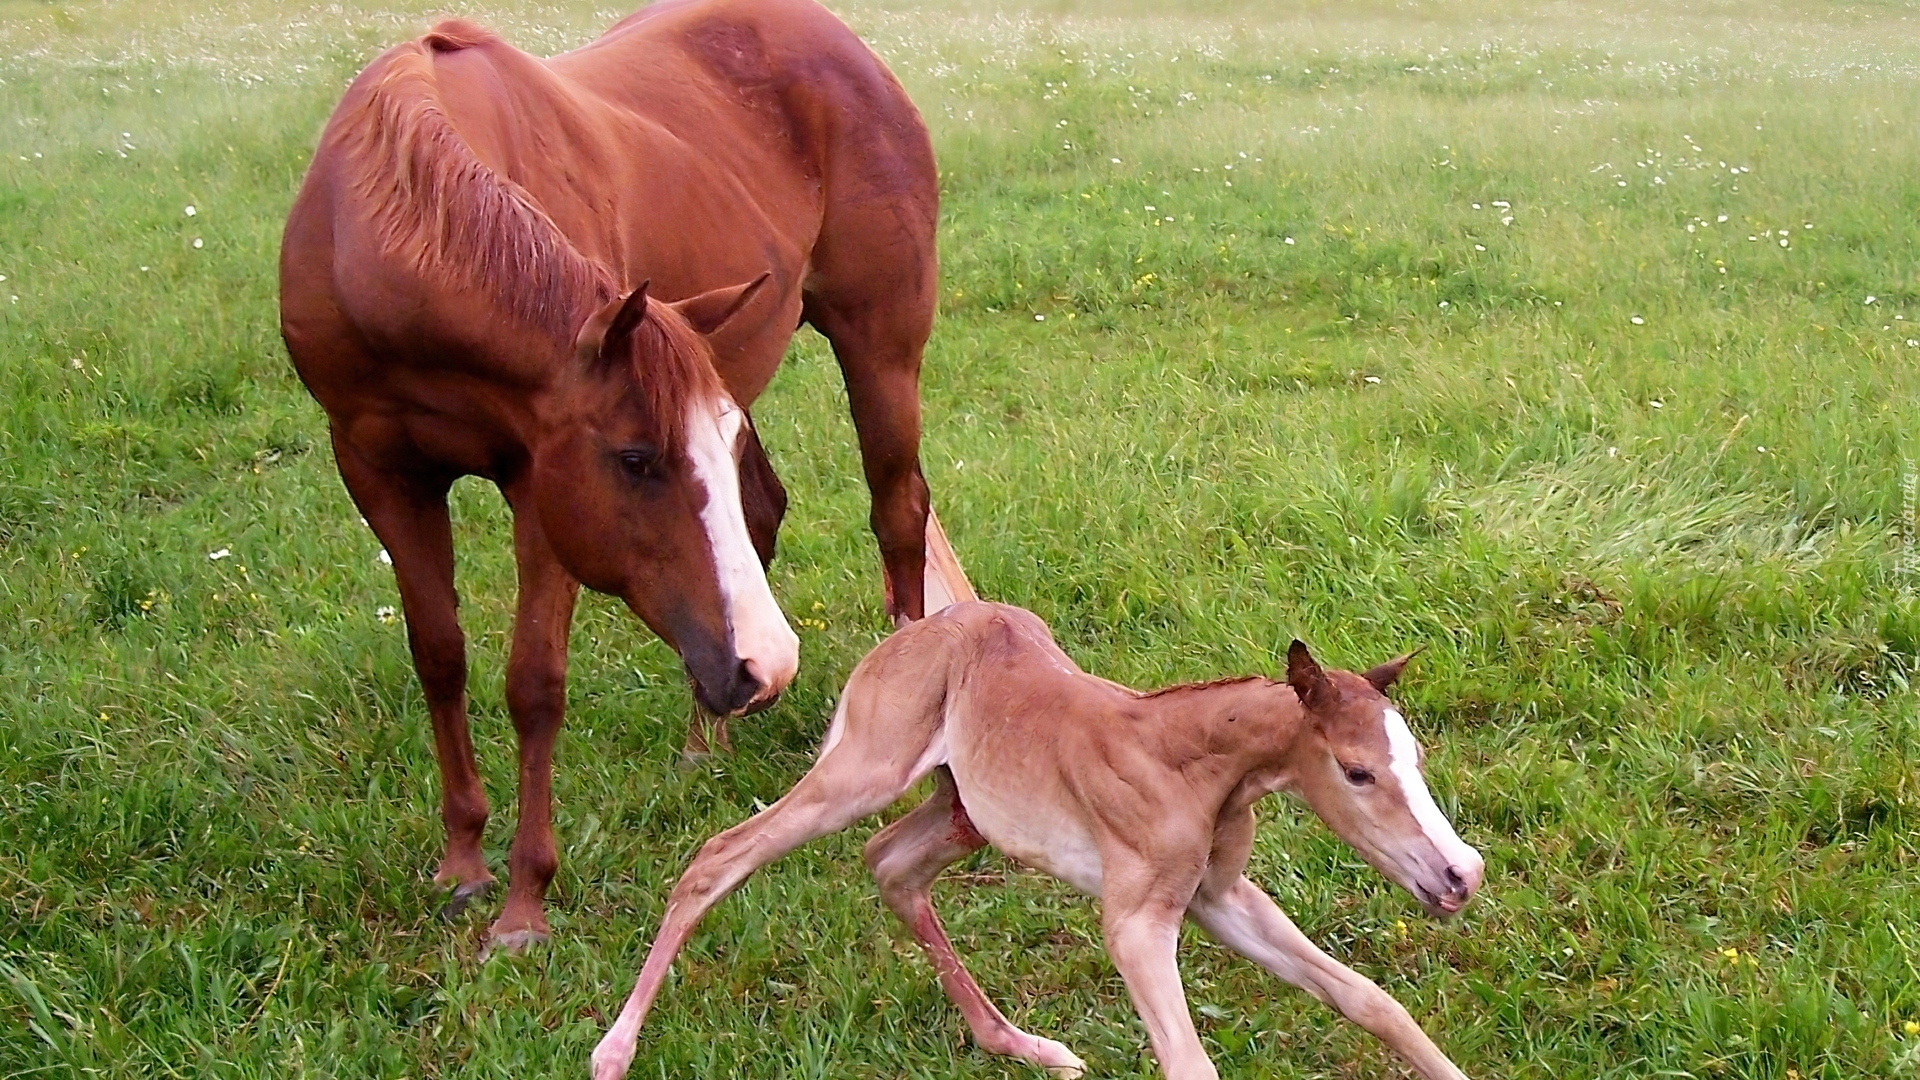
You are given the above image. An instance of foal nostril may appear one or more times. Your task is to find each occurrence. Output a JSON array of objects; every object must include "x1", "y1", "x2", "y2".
[{"x1": 1444, "y1": 862, "x2": 1482, "y2": 896}]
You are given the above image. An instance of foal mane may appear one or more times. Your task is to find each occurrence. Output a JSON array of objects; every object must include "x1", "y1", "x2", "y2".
[
  {"x1": 1138, "y1": 675, "x2": 1272, "y2": 700},
  {"x1": 338, "y1": 21, "x2": 617, "y2": 343}
]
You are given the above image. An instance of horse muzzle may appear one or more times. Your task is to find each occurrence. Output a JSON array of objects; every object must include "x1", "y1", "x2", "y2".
[{"x1": 1414, "y1": 855, "x2": 1484, "y2": 920}]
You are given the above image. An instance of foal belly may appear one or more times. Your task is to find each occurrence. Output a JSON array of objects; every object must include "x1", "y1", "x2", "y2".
[{"x1": 948, "y1": 763, "x2": 1104, "y2": 895}]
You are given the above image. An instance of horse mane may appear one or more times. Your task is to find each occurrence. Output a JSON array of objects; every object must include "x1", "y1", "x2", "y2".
[
  {"x1": 1138, "y1": 675, "x2": 1273, "y2": 700},
  {"x1": 337, "y1": 21, "x2": 617, "y2": 343}
]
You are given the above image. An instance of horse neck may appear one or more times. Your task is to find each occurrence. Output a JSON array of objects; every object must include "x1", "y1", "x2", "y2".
[{"x1": 1129, "y1": 678, "x2": 1307, "y2": 790}]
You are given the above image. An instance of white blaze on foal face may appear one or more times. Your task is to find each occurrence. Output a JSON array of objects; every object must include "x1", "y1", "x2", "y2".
[
  {"x1": 1380, "y1": 707, "x2": 1483, "y2": 910},
  {"x1": 685, "y1": 395, "x2": 798, "y2": 704}
]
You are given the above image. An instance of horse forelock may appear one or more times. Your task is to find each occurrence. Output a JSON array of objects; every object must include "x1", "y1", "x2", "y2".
[
  {"x1": 619, "y1": 299, "x2": 729, "y2": 454},
  {"x1": 338, "y1": 36, "x2": 616, "y2": 345}
]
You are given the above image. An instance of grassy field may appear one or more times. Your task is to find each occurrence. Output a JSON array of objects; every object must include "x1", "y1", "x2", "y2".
[{"x1": 6, "y1": 0, "x2": 1920, "y2": 1076}]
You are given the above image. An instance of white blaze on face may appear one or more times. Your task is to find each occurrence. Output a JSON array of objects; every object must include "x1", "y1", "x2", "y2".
[
  {"x1": 684, "y1": 396, "x2": 798, "y2": 704},
  {"x1": 1382, "y1": 708, "x2": 1482, "y2": 875}
]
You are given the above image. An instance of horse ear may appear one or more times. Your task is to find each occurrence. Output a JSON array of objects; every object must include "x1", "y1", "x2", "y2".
[
  {"x1": 1286, "y1": 639, "x2": 1329, "y2": 705},
  {"x1": 605, "y1": 280, "x2": 651, "y2": 352},
  {"x1": 1362, "y1": 646, "x2": 1423, "y2": 693},
  {"x1": 669, "y1": 271, "x2": 771, "y2": 337},
  {"x1": 575, "y1": 280, "x2": 650, "y2": 363}
]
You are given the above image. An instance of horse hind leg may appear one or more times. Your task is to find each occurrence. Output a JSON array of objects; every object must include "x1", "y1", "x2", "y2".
[
  {"x1": 331, "y1": 432, "x2": 494, "y2": 914},
  {"x1": 591, "y1": 682, "x2": 943, "y2": 1080},
  {"x1": 864, "y1": 769, "x2": 1086, "y2": 1078}
]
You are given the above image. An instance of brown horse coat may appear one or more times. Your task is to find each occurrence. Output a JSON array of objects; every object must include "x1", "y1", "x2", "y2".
[{"x1": 279, "y1": 0, "x2": 948, "y2": 947}]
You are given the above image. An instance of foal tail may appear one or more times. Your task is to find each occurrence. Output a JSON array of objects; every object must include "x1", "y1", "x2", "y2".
[{"x1": 923, "y1": 505, "x2": 977, "y2": 613}]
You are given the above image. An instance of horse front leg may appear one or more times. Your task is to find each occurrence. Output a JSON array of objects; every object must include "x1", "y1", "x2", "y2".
[
  {"x1": 490, "y1": 498, "x2": 580, "y2": 951},
  {"x1": 332, "y1": 432, "x2": 494, "y2": 914}
]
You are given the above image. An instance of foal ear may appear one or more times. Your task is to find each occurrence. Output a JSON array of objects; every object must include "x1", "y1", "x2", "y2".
[
  {"x1": 1362, "y1": 646, "x2": 1424, "y2": 693},
  {"x1": 669, "y1": 271, "x2": 771, "y2": 337},
  {"x1": 1286, "y1": 639, "x2": 1329, "y2": 705},
  {"x1": 575, "y1": 280, "x2": 652, "y2": 363}
]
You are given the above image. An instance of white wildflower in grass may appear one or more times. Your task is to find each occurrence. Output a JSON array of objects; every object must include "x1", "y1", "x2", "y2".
[
  {"x1": 192, "y1": 238, "x2": 203, "y2": 249},
  {"x1": 1649, "y1": 398, "x2": 1664, "y2": 408},
  {"x1": 1034, "y1": 314, "x2": 1045, "y2": 321},
  {"x1": 1718, "y1": 214, "x2": 1729, "y2": 222},
  {"x1": 1474, "y1": 244, "x2": 1486, "y2": 251},
  {"x1": 1866, "y1": 296, "x2": 1878, "y2": 305},
  {"x1": 1283, "y1": 236, "x2": 1295, "y2": 245},
  {"x1": 1363, "y1": 375, "x2": 1381, "y2": 384},
  {"x1": 1779, "y1": 238, "x2": 1789, "y2": 247},
  {"x1": 208, "y1": 548, "x2": 231, "y2": 561},
  {"x1": 184, "y1": 204, "x2": 196, "y2": 216},
  {"x1": 1630, "y1": 315, "x2": 1645, "y2": 325},
  {"x1": 376, "y1": 605, "x2": 398, "y2": 625},
  {"x1": 377, "y1": 549, "x2": 392, "y2": 565}
]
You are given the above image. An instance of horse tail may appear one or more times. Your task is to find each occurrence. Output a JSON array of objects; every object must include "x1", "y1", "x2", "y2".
[{"x1": 921, "y1": 506, "x2": 976, "y2": 614}]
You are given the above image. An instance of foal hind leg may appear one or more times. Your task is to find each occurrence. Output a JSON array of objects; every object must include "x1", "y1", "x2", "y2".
[
  {"x1": 591, "y1": 723, "x2": 939, "y2": 1080},
  {"x1": 333, "y1": 432, "x2": 493, "y2": 912},
  {"x1": 865, "y1": 770, "x2": 1087, "y2": 1078}
]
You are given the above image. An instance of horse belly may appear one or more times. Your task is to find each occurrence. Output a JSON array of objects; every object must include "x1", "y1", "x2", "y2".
[{"x1": 947, "y1": 755, "x2": 1103, "y2": 895}]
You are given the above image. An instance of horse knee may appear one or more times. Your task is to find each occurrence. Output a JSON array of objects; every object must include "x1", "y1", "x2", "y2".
[{"x1": 505, "y1": 660, "x2": 565, "y2": 732}]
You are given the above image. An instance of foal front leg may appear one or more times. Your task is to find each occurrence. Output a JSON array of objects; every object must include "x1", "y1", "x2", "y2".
[
  {"x1": 1102, "y1": 875, "x2": 1219, "y2": 1080},
  {"x1": 1187, "y1": 877, "x2": 1469, "y2": 1080},
  {"x1": 332, "y1": 435, "x2": 493, "y2": 911},
  {"x1": 490, "y1": 503, "x2": 580, "y2": 950}
]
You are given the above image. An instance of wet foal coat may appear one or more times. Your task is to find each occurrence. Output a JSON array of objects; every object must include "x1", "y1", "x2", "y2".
[
  {"x1": 593, "y1": 602, "x2": 1484, "y2": 1080},
  {"x1": 279, "y1": 0, "x2": 949, "y2": 947}
]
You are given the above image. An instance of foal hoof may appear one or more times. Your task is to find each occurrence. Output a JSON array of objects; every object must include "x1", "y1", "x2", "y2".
[
  {"x1": 1032, "y1": 1037, "x2": 1086, "y2": 1079},
  {"x1": 482, "y1": 926, "x2": 550, "y2": 959},
  {"x1": 437, "y1": 879, "x2": 493, "y2": 922}
]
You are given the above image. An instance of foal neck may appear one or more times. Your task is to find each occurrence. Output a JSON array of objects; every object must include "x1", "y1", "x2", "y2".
[{"x1": 1132, "y1": 676, "x2": 1308, "y2": 784}]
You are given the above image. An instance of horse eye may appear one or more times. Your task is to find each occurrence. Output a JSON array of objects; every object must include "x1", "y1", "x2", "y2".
[
  {"x1": 617, "y1": 446, "x2": 662, "y2": 480},
  {"x1": 1344, "y1": 766, "x2": 1376, "y2": 786}
]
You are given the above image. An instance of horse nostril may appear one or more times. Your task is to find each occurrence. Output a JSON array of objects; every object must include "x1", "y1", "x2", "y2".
[{"x1": 1444, "y1": 862, "x2": 1482, "y2": 896}]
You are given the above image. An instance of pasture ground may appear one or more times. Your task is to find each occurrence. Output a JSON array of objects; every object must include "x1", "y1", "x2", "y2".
[{"x1": 5, "y1": 0, "x2": 1920, "y2": 1076}]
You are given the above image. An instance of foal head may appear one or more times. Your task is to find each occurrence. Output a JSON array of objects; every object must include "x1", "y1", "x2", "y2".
[
  {"x1": 1280, "y1": 641, "x2": 1483, "y2": 919},
  {"x1": 531, "y1": 274, "x2": 798, "y2": 716}
]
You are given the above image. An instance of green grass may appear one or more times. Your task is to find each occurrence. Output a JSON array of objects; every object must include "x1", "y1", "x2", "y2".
[{"x1": 6, "y1": 0, "x2": 1920, "y2": 1076}]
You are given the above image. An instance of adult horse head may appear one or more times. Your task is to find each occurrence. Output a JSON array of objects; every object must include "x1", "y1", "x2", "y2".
[{"x1": 539, "y1": 275, "x2": 796, "y2": 716}]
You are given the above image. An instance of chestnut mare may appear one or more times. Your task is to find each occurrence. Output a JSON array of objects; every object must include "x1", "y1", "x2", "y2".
[{"x1": 279, "y1": 0, "x2": 964, "y2": 949}]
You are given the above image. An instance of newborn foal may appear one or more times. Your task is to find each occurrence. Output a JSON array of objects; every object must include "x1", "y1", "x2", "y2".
[{"x1": 593, "y1": 602, "x2": 1483, "y2": 1080}]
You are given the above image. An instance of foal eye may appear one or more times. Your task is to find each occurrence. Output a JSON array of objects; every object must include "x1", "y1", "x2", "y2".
[
  {"x1": 617, "y1": 446, "x2": 662, "y2": 480},
  {"x1": 1344, "y1": 766, "x2": 1376, "y2": 786}
]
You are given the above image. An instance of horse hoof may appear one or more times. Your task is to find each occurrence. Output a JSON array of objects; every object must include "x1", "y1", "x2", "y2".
[
  {"x1": 438, "y1": 879, "x2": 493, "y2": 922},
  {"x1": 1046, "y1": 1068, "x2": 1084, "y2": 1080},
  {"x1": 482, "y1": 927, "x2": 550, "y2": 958}
]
